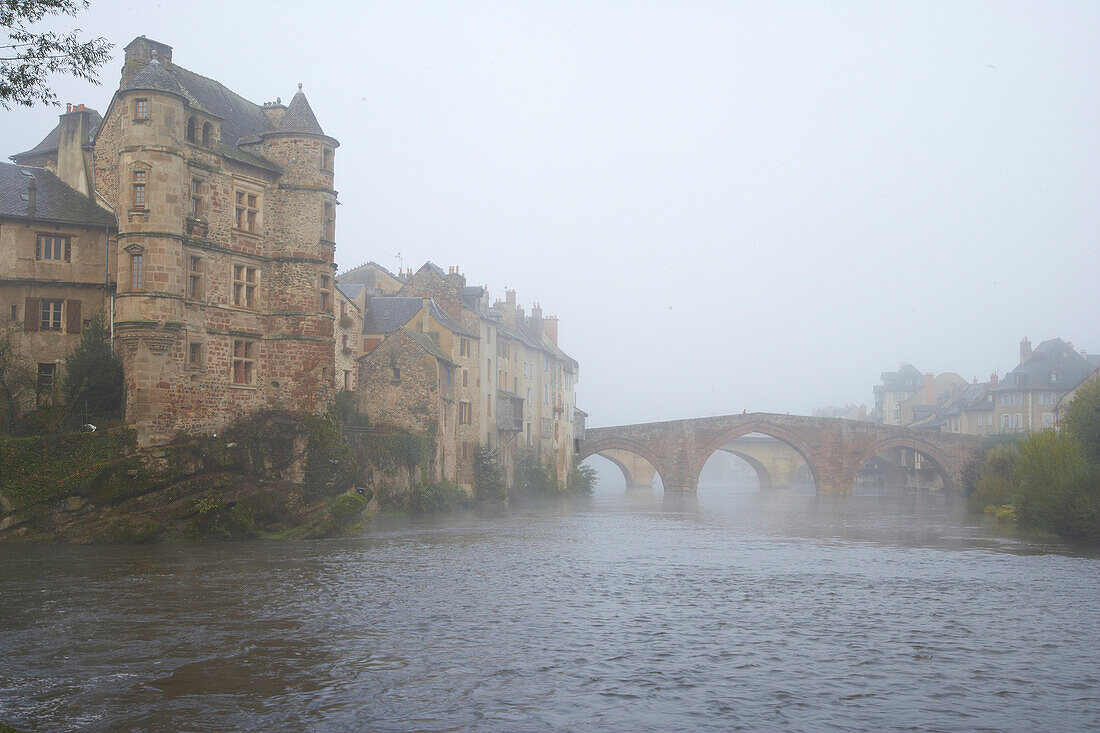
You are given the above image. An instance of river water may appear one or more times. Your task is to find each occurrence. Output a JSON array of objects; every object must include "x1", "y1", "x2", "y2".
[{"x1": 2, "y1": 479, "x2": 1098, "y2": 732}]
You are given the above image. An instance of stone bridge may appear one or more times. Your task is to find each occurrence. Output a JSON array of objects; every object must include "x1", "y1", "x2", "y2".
[{"x1": 578, "y1": 413, "x2": 982, "y2": 495}]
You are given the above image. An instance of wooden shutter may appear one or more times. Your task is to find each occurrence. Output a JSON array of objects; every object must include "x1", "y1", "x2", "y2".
[
  {"x1": 65, "y1": 299, "x2": 81, "y2": 334},
  {"x1": 64, "y1": 238, "x2": 72, "y2": 262},
  {"x1": 24, "y1": 297, "x2": 39, "y2": 332},
  {"x1": 34, "y1": 236, "x2": 41, "y2": 260}
]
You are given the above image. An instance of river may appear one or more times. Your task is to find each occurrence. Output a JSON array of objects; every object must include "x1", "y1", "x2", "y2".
[{"x1": 2, "y1": 477, "x2": 1098, "y2": 732}]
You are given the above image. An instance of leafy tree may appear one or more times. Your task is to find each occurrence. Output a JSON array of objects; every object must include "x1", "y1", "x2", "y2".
[
  {"x1": 62, "y1": 310, "x2": 123, "y2": 419},
  {"x1": 1, "y1": 0, "x2": 112, "y2": 109},
  {"x1": 473, "y1": 445, "x2": 507, "y2": 502},
  {"x1": 567, "y1": 456, "x2": 598, "y2": 495},
  {"x1": 1014, "y1": 430, "x2": 1098, "y2": 542},
  {"x1": 333, "y1": 388, "x2": 369, "y2": 427},
  {"x1": 1063, "y1": 377, "x2": 1100, "y2": 465},
  {"x1": 514, "y1": 447, "x2": 557, "y2": 496},
  {"x1": 0, "y1": 320, "x2": 35, "y2": 431}
]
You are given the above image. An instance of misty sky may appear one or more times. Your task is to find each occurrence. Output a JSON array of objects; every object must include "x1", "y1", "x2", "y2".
[{"x1": 4, "y1": 1, "x2": 1097, "y2": 426}]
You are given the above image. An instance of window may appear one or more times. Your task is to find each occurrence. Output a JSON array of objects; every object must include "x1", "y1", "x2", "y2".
[
  {"x1": 9, "y1": 305, "x2": 15, "y2": 321},
  {"x1": 462, "y1": 442, "x2": 470, "y2": 462},
  {"x1": 1039, "y1": 392, "x2": 1052, "y2": 405},
  {"x1": 460, "y1": 338, "x2": 470, "y2": 357},
  {"x1": 130, "y1": 253, "x2": 144, "y2": 291},
  {"x1": 342, "y1": 334, "x2": 348, "y2": 349},
  {"x1": 202, "y1": 122, "x2": 212, "y2": 146},
  {"x1": 343, "y1": 370, "x2": 351, "y2": 390},
  {"x1": 232, "y1": 264, "x2": 258, "y2": 308},
  {"x1": 36, "y1": 234, "x2": 71, "y2": 262},
  {"x1": 1042, "y1": 412, "x2": 1054, "y2": 429},
  {"x1": 231, "y1": 340, "x2": 255, "y2": 385},
  {"x1": 322, "y1": 147, "x2": 334, "y2": 172},
  {"x1": 486, "y1": 396, "x2": 491, "y2": 418},
  {"x1": 187, "y1": 341, "x2": 203, "y2": 368},
  {"x1": 135, "y1": 98, "x2": 149, "y2": 120},
  {"x1": 186, "y1": 116, "x2": 197, "y2": 143},
  {"x1": 459, "y1": 401, "x2": 472, "y2": 425},
  {"x1": 462, "y1": 369, "x2": 468, "y2": 388},
  {"x1": 1051, "y1": 372, "x2": 1058, "y2": 384},
  {"x1": 1014, "y1": 393, "x2": 1023, "y2": 406},
  {"x1": 132, "y1": 170, "x2": 146, "y2": 208},
  {"x1": 40, "y1": 299, "x2": 63, "y2": 331},
  {"x1": 392, "y1": 366, "x2": 401, "y2": 381},
  {"x1": 187, "y1": 255, "x2": 203, "y2": 298},
  {"x1": 320, "y1": 274, "x2": 332, "y2": 312},
  {"x1": 36, "y1": 363, "x2": 55, "y2": 403},
  {"x1": 323, "y1": 202, "x2": 336, "y2": 241},
  {"x1": 340, "y1": 301, "x2": 347, "y2": 317},
  {"x1": 235, "y1": 190, "x2": 259, "y2": 233},
  {"x1": 190, "y1": 178, "x2": 204, "y2": 218}
]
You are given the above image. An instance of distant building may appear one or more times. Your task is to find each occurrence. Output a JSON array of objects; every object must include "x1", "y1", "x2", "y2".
[
  {"x1": 872, "y1": 365, "x2": 966, "y2": 427},
  {"x1": 992, "y1": 337, "x2": 1096, "y2": 433}
]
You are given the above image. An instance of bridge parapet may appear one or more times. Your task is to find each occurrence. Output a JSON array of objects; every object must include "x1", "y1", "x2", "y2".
[{"x1": 579, "y1": 413, "x2": 982, "y2": 495}]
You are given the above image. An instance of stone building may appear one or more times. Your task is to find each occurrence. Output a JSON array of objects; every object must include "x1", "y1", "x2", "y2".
[
  {"x1": 8, "y1": 36, "x2": 339, "y2": 442},
  {"x1": 0, "y1": 153, "x2": 117, "y2": 410}
]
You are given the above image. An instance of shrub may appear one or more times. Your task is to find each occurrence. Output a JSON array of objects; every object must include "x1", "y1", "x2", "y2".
[
  {"x1": 410, "y1": 481, "x2": 468, "y2": 513},
  {"x1": 567, "y1": 458, "x2": 598, "y2": 495},
  {"x1": 968, "y1": 443, "x2": 1019, "y2": 513},
  {"x1": 1015, "y1": 430, "x2": 1099, "y2": 541},
  {"x1": 62, "y1": 311, "x2": 124, "y2": 421},
  {"x1": 474, "y1": 445, "x2": 507, "y2": 502}
]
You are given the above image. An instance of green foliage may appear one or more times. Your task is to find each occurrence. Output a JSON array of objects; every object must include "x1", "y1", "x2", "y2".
[
  {"x1": 0, "y1": 427, "x2": 135, "y2": 514},
  {"x1": 1063, "y1": 377, "x2": 1100, "y2": 465},
  {"x1": 1014, "y1": 430, "x2": 1099, "y2": 541},
  {"x1": 1, "y1": 0, "x2": 113, "y2": 109},
  {"x1": 101, "y1": 515, "x2": 161, "y2": 544},
  {"x1": 333, "y1": 389, "x2": 369, "y2": 427},
  {"x1": 410, "y1": 481, "x2": 468, "y2": 513},
  {"x1": 567, "y1": 457, "x2": 599, "y2": 495},
  {"x1": 514, "y1": 447, "x2": 558, "y2": 497},
  {"x1": 328, "y1": 491, "x2": 368, "y2": 520},
  {"x1": 62, "y1": 311, "x2": 124, "y2": 420},
  {"x1": 968, "y1": 444, "x2": 1019, "y2": 513},
  {"x1": 303, "y1": 415, "x2": 357, "y2": 502},
  {"x1": 0, "y1": 320, "x2": 34, "y2": 433},
  {"x1": 473, "y1": 445, "x2": 507, "y2": 502}
]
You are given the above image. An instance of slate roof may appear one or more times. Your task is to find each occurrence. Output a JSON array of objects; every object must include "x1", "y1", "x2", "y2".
[
  {"x1": 11, "y1": 109, "x2": 102, "y2": 161},
  {"x1": 276, "y1": 88, "x2": 325, "y2": 135},
  {"x1": 337, "y1": 261, "x2": 400, "y2": 286},
  {"x1": 877, "y1": 364, "x2": 924, "y2": 392},
  {"x1": 336, "y1": 283, "x2": 365, "y2": 300},
  {"x1": 124, "y1": 58, "x2": 186, "y2": 98},
  {"x1": 0, "y1": 162, "x2": 116, "y2": 227},
  {"x1": 994, "y1": 338, "x2": 1095, "y2": 392},
  {"x1": 362, "y1": 297, "x2": 423, "y2": 335},
  {"x1": 401, "y1": 328, "x2": 455, "y2": 366}
]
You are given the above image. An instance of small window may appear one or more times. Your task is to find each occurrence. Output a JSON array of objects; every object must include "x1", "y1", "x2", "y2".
[
  {"x1": 1051, "y1": 372, "x2": 1058, "y2": 384},
  {"x1": 232, "y1": 339, "x2": 255, "y2": 385},
  {"x1": 40, "y1": 299, "x2": 63, "y2": 331},
  {"x1": 232, "y1": 264, "x2": 258, "y2": 308},
  {"x1": 459, "y1": 401, "x2": 472, "y2": 425},
  {"x1": 320, "y1": 274, "x2": 332, "y2": 312},
  {"x1": 187, "y1": 256, "x2": 203, "y2": 299},
  {"x1": 132, "y1": 170, "x2": 146, "y2": 208},
  {"x1": 135, "y1": 99, "x2": 149, "y2": 120},
  {"x1": 186, "y1": 116, "x2": 197, "y2": 143},
  {"x1": 323, "y1": 202, "x2": 336, "y2": 241},
  {"x1": 343, "y1": 369, "x2": 351, "y2": 390},
  {"x1": 9, "y1": 305, "x2": 15, "y2": 321},
  {"x1": 187, "y1": 341, "x2": 204, "y2": 368},
  {"x1": 36, "y1": 235, "x2": 71, "y2": 262},
  {"x1": 462, "y1": 369, "x2": 468, "y2": 388},
  {"x1": 36, "y1": 363, "x2": 56, "y2": 403},
  {"x1": 202, "y1": 122, "x2": 212, "y2": 146},
  {"x1": 322, "y1": 147, "x2": 334, "y2": 172},
  {"x1": 130, "y1": 253, "x2": 144, "y2": 291},
  {"x1": 235, "y1": 190, "x2": 259, "y2": 233},
  {"x1": 392, "y1": 366, "x2": 401, "y2": 381},
  {"x1": 341, "y1": 334, "x2": 348, "y2": 349},
  {"x1": 190, "y1": 178, "x2": 204, "y2": 218}
]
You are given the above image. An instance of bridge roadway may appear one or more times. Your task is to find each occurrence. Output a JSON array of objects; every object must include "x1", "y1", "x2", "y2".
[{"x1": 577, "y1": 412, "x2": 982, "y2": 495}]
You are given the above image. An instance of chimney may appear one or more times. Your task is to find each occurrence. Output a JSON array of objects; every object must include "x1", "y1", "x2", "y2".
[
  {"x1": 1020, "y1": 337, "x2": 1032, "y2": 364},
  {"x1": 261, "y1": 98, "x2": 287, "y2": 127},
  {"x1": 505, "y1": 289, "x2": 516, "y2": 307},
  {"x1": 121, "y1": 36, "x2": 174, "y2": 87},
  {"x1": 924, "y1": 372, "x2": 935, "y2": 405},
  {"x1": 26, "y1": 176, "x2": 37, "y2": 216},
  {"x1": 421, "y1": 298, "x2": 431, "y2": 333},
  {"x1": 544, "y1": 316, "x2": 559, "y2": 345},
  {"x1": 990, "y1": 372, "x2": 999, "y2": 387},
  {"x1": 56, "y1": 104, "x2": 94, "y2": 198}
]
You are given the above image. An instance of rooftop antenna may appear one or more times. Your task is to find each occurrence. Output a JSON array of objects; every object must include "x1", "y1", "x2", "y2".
[{"x1": 395, "y1": 251, "x2": 403, "y2": 271}]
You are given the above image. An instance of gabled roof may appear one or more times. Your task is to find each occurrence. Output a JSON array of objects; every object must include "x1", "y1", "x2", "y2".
[
  {"x1": 994, "y1": 338, "x2": 1094, "y2": 392},
  {"x1": 337, "y1": 261, "x2": 401, "y2": 286},
  {"x1": 11, "y1": 109, "x2": 102, "y2": 161},
  {"x1": 0, "y1": 162, "x2": 116, "y2": 227},
  {"x1": 275, "y1": 88, "x2": 325, "y2": 135},
  {"x1": 401, "y1": 328, "x2": 455, "y2": 366},
  {"x1": 362, "y1": 296, "x2": 422, "y2": 335},
  {"x1": 336, "y1": 283, "x2": 365, "y2": 300},
  {"x1": 877, "y1": 364, "x2": 924, "y2": 392}
]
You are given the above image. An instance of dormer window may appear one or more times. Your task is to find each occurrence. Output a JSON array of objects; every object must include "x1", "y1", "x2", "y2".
[
  {"x1": 186, "y1": 116, "x2": 197, "y2": 143},
  {"x1": 135, "y1": 99, "x2": 149, "y2": 120},
  {"x1": 1051, "y1": 372, "x2": 1058, "y2": 384}
]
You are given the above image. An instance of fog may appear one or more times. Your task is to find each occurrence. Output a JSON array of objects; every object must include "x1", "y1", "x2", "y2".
[{"x1": 5, "y1": 1, "x2": 1097, "y2": 426}]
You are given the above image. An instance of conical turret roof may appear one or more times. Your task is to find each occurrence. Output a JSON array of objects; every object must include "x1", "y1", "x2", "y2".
[
  {"x1": 276, "y1": 85, "x2": 325, "y2": 135},
  {"x1": 124, "y1": 57, "x2": 185, "y2": 97}
]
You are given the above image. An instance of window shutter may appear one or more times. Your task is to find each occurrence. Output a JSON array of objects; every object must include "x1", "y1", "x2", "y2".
[
  {"x1": 25, "y1": 297, "x2": 39, "y2": 332},
  {"x1": 65, "y1": 299, "x2": 81, "y2": 333},
  {"x1": 35, "y1": 237, "x2": 41, "y2": 260},
  {"x1": 64, "y1": 239, "x2": 72, "y2": 262}
]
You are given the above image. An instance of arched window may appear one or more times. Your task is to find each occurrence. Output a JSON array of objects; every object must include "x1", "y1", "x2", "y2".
[
  {"x1": 202, "y1": 122, "x2": 212, "y2": 146},
  {"x1": 186, "y1": 116, "x2": 197, "y2": 143}
]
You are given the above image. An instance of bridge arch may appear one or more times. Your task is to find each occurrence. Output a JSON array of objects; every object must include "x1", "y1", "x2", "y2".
[
  {"x1": 698, "y1": 421, "x2": 822, "y2": 491},
  {"x1": 716, "y1": 448, "x2": 774, "y2": 489},
  {"x1": 578, "y1": 438, "x2": 667, "y2": 489},
  {"x1": 852, "y1": 436, "x2": 955, "y2": 492}
]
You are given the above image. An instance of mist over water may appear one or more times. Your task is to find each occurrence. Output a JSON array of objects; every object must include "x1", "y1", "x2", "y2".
[{"x1": 3, "y1": 474, "x2": 1098, "y2": 732}]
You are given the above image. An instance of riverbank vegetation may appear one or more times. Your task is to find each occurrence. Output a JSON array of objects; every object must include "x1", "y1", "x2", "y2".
[{"x1": 968, "y1": 379, "x2": 1100, "y2": 542}]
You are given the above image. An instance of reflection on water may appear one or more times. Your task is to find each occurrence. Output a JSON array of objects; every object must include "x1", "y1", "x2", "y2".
[{"x1": 2, "y1": 480, "x2": 1098, "y2": 731}]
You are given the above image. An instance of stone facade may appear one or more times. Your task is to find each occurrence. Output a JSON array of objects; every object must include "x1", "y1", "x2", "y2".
[
  {"x1": 334, "y1": 287, "x2": 361, "y2": 392},
  {"x1": 5, "y1": 36, "x2": 340, "y2": 443}
]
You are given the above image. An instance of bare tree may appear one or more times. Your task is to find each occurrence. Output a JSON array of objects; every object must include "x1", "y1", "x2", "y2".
[{"x1": 1, "y1": 0, "x2": 112, "y2": 109}]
